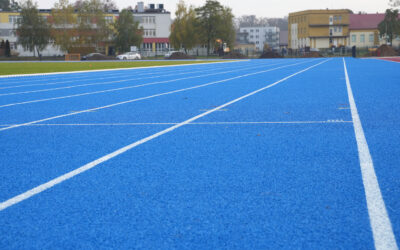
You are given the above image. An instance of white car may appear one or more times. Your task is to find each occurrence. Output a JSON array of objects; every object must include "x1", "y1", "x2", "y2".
[{"x1": 117, "y1": 52, "x2": 141, "y2": 60}]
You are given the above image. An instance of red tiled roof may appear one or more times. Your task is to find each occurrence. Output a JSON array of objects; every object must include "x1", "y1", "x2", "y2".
[
  {"x1": 143, "y1": 38, "x2": 169, "y2": 43},
  {"x1": 350, "y1": 14, "x2": 394, "y2": 30}
]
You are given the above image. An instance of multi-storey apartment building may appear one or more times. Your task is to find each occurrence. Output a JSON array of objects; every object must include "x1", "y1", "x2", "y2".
[
  {"x1": 0, "y1": 1, "x2": 171, "y2": 57},
  {"x1": 288, "y1": 9, "x2": 352, "y2": 50},
  {"x1": 133, "y1": 2, "x2": 171, "y2": 52},
  {"x1": 239, "y1": 26, "x2": 280, "y2": 51}
]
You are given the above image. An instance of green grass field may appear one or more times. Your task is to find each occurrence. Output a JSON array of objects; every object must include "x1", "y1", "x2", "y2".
[{"x1": 0, "y1": 61, "x2": 224, "y2": 75}]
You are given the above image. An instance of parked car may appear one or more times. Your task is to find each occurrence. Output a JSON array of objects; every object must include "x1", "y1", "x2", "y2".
[
  {"x1": 164, "y1": 51, "x2": 179, "y2": 59},
  {"x1": 81, "y1": 53, "x2": 105, "y2": 60},
  {"x1": 116, "y1": 52, "x2": 141, "y2": 60}
]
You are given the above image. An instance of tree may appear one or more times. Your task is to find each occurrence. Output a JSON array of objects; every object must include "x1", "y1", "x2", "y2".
[
  {"x1": 16, "y1": 0, "x2": 51, "y2": 57},
  {"x1": 169, "y1": 0, "x2": 199, "y2": 53},
  {"x1": 236, "y1": 15, "x2": 261, "y2": 27},
  {"x1": 236, "y1": 15, "x2": 288, "y2": 31},
  {"x1": 113, "y1": 8, "x2": 142, "y2": 53},
  {"x1": 389, "y1": 0, "x2": 400, "y2": 7},
  {"x1": 50, "y1": 0, "x2": 77, "y2": 54},
  {"x1": 217, "y1": 7, "x2": 235, "y2": 50},
  {"x1": 0, "y1": 0, "x2": 19, "y2": 11},
  {"x1": 75, "y1": 0, "x2": 112, "y2": 52},
  {"x1": 5, "y1": 40, "x2": 11, "y2": 57},
  {"x1": 103, "y1": 0, "x2": 117, "y2": 11},
  {"x1": 267, "y1": 17, "x2": 289, "y2": 31},
  {"x1": 195, "y1": 0, "x2": 235, "y2": 55},
  {"x1": 378, "y1": 9, "x2": 400, "y2": 45}
]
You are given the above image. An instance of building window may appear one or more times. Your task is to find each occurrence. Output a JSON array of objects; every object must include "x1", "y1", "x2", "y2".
[
  {"x1": 250, "y1": 29, "x2": 253, "y2": 32},
  {"x1": 338, "y1": 15, "x2": 342, "y2": 22},
  {"x1": 8, "y1": 15, "x2": 21, "y2": 24},
  {"x1": 105, "y1": 16, "x2": 113, "y2": 24},
  {"x1": 360, "y1": 34, "x2": 365, "y2": 43},
  {"x1": 329, "y1": 17, "x2": 333, "y2": 23},
  {"x1": 144, "y1": 29, "x2": 156, "y2": 37},
  {"x1": 339, "y1": 27, "x2": 342, "y2": 32},
  {"x1": 352, "y1": 35, "x2": 356, "y2": 42},
  {"x1": 256, "y1": 29, "x2": 259, "y2": 32},
  {"x1": 141, "y1": 16, "x2": 155, "y2": 24},
  {"x1": 334, "y1": 27, "x2": 337, "y2": 32},
  {"x1": 369, "y1": 34, "x2": 374, "y2": 42}
]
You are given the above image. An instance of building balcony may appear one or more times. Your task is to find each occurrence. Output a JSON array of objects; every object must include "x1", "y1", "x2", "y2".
[{"x1": 308, "y1": 24, "x2": 349, "y2": 27}]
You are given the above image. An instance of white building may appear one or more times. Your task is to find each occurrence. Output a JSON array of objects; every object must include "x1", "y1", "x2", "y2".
[
  {"x1": 239, "y1": 26, "x2": 280, "y2": 51},
  {"x1": 132, "y1": 2, "x2": 172, "y2": 54}
]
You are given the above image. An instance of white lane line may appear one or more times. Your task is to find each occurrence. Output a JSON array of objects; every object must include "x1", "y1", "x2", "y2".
[
  {"x1": 343, "y1": 58, "x2": 398, "y2": 250},
  {"x1": 0, "y1": 60, "x2": 314, "y2": 111},
  {"x1": 0, "y1": 120, "x2": 352, "y2": 127},
  {"x1": 0, "y1": 63, "x2": 205, "y2": 86},
  {"x1": 0, "y1": 59, "x2": 329, "y2": 211},
  {"x1": 0, "y1": 61, "x2": 284, "y2": 96},
  {"x1": 0, "y1": 60, "x2": 253, "y2": 90},
  {"x1": 0, "y1": 60, "x2": 245, "y2": 79},
  {"x1": 0, "y1": 61, "x2": 290, "y2": 109},
  {"x1": 0, "y1": 60, "x2": 318, "y2": 130},
  {"x1": 0, "y1": 60, "x2": 243, "y2": 85}
]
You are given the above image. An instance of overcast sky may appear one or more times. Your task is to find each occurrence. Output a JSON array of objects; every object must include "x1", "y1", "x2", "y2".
[{"x1": 36, "y1": 0, "x2": 392, "y2": 18}]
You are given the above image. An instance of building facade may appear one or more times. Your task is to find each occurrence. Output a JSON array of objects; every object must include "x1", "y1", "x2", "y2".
[
  {"x1": 349, "y1": 13, "x2": 400, "y2": 48},
  {"x1": 0, "y1": 1, "x2": 172, "y2": 57},
  {"x1": 239, "y1": 26, "x2": 280, "y2": 51},
  {"x1": 0, "y1": 9, "x2": 65, "y2": 56},
  {"x1": 132, "y1": 2, "x2": 171, "y2": 54},
  {"x1": 279, "y1": 30, "x2": 288, "y2": 49},
  {"x1": 288, "y1": 9, "x2": 352, "y2": 50},
  {"x1": 234, "y1": 31, "x2": 256, "y2": 55}
]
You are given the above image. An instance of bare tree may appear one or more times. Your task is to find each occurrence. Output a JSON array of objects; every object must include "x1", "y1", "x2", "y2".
[{"x1": 389, "y1": 0, "x2": 400, "y2": 7}]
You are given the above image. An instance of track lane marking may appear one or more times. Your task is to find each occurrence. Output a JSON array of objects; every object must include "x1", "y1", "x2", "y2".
[
  {"x1": 0, "y1": 60, "x2": 256, "y2": 90},
  {"x1": 0, "y1": 61, "x2": 285, "y2": 96},
  {"x1": 0, "y1": 63, "x2": 218, "y2": 87},
  {"x1": 0, "y1": 59, "x2": 329, "y2": 211},
  {"x1": 0, "y1": 60, "x2": 314, "y2": 122},
  {"x1": 0, "y1": 60, "x2": 247, "y2": 79},
  {"x1": 0, "y1": 120, "x2": 352, "y2": 126},
  {"x1": 343, "y1": 58, "x2": 398, "y2": 250},
  {"x1": 0, "y1": 61, "x2": 292, "y2": 109}
]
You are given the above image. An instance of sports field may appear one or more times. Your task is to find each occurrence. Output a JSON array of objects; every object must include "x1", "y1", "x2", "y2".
[{"x1": 0, "y1": 58, "x2": 399, "y2": 249}]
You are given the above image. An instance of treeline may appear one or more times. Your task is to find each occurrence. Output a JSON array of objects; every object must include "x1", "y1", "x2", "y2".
[
  {"x1": 235, "y1": 15, "x2": 288, "y2": 31},
  {"x1": 11, "y1": 0, "x2": 142, "y2": 57},
  {"x1": 169, "y1": 0, "x2": 236, "y2": 55}
]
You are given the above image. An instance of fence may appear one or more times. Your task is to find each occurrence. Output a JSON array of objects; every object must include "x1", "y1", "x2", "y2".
[{"x1": 65, "y1": 54, "x2": 81, "y2": 61}]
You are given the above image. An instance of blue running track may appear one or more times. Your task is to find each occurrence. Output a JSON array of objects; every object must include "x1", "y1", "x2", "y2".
[{"x1": 0, "y1": 58, "x2": 399, "y2": 249}]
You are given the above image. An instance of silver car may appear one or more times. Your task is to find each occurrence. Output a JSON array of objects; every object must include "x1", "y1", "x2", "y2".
[{"x1": 117, "y1": 52, "x2": 141, "y2": 60}]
